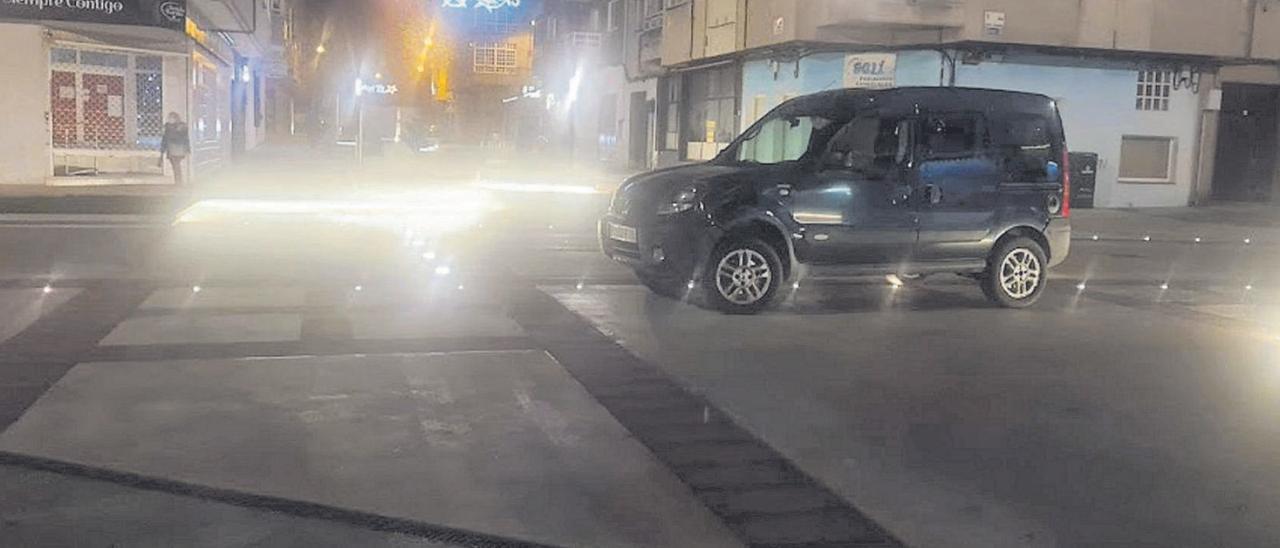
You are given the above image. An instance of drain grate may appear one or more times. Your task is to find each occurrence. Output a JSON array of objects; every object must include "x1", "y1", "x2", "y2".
[{"x1": 510, "y1": 288, "x2": 904, "y2": 548}]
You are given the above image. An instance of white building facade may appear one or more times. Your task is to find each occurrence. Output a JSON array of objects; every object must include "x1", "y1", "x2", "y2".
[{"x1": 0, "y1": 0, "x2": 277, "y2": 187}]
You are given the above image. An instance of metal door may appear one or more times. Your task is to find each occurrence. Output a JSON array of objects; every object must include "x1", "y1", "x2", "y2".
[
  {"x1": 81, "y1": 73, "x2": 126, "y2": 147},
  {"x1": 50, "y1": 71, "x2": 78, "y2": 146}
]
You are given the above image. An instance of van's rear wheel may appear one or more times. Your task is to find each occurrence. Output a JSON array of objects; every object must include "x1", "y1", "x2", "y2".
[
  {"x1": 703, "y1": 237, "x2": 783, "y2": 314},
  {"x1": 981, "y1": 237, "x2": 1048, "y2": 308}
]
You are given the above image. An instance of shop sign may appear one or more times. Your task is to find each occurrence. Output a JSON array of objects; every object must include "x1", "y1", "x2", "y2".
[
  {"x1": 984, "y1": 10, "x2": 1006, "y2": 37},
  {"x1": 442, "y1": 0, "x2": 520, "y2": 11},
  {"x1": 356, "y1": 80, "x2": 399, "y2": 97},
  {"x1": 843, "y1": 53, "x2": 896, "y2": 90},
  {"x1": 0, "y1": 0, "x2": 187, "y2": 31}
]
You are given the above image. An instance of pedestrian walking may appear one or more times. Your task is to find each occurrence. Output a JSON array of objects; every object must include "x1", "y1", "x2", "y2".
[{"x1": 159, "y1": 112, "x2": 191, "y2": 184}]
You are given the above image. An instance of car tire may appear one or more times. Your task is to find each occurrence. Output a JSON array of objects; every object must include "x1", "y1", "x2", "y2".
[
  {"x1": 981, "y1": 236, "x2": 1048, "y2": 308},
  {"x1": 636, "y1": 271, "x2": 687, "y2": 300},
  {"x1": 702, "y1": 237, "x2": 784, "y2": 314}
]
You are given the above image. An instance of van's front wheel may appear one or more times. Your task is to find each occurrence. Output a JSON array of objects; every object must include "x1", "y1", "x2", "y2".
[
  {"x1": 981, "y1": 237, "x2": 1048, "y2": 308},
  {"x1": 703, "y1": 237, "x2": 783, "y2": 314}
]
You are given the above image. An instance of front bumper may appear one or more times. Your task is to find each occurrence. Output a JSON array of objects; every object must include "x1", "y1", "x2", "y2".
[
  {"x1": 1046, "y1": 217, "x2": 1071, "y2": 268},
  {"x1": 599, "y1": 213, "x2": 719, "y2": 278}
]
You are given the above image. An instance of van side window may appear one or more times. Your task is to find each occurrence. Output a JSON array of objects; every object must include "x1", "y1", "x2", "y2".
[
  {"x1": 736, "y1": 114, "x2": 837, "y2": 165},
  {"x1": 824, "y1": 115, "x2": 912, "y2": 180},
  {"x1": 919, "y1": 115, "x2": 985, "y2": 161},
  {"x1": 989, "y1": 114, "x2": 1058, "y2": 182}
]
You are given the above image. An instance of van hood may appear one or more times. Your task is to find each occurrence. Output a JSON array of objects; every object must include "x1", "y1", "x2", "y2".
[{"x1": 612, "y1": 162, "x2": 747, "y2": 220}]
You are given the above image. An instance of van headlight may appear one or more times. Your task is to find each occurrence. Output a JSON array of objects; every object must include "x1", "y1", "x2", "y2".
[{"x1": 657, "y1": 185, "x2": 699, "y2": 215}]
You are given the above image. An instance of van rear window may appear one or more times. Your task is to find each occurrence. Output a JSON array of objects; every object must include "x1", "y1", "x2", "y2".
[{"x1": 989, "y1": 114, "x2": 1059, "y2": 183}]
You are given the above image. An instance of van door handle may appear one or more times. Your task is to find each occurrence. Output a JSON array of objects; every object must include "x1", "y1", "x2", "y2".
[{"x1": 923, "y1": 184, "x2": 942, "y2": 205}]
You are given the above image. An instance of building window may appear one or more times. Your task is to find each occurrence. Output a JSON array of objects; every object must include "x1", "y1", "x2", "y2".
[
  {"x1": 607, "y1": 0, "x2": 621, "y2": 30},
  {"x1": 658, "y1": 77, "x2": 681, "y2": 151},
  {"x1": 474, "y1": 43, "x2": 518, "y2": 74},
  {"x1": 683, "y1": 65, "x2": 739, "y2": 160},
  {"x1": 1137, "y1": 70, "x2": 1172, "y2": 111},
  {"x1": 472, "y1": 8, "x2": 518, "y2": 38},
  {"x1": 49, "y1": 47, "x2": 164, "y2": 152},
  {"x1": 644, "y1": 0, "x2": 663, "y2": 17},
  {"x1": 1119, "y1": 136, "x2": 1176, "y2": 183}
]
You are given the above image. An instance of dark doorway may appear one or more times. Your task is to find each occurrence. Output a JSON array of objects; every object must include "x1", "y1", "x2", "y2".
[
  {"x1": 1212, "y1": 84, "x2": 1280, "y2": 202},
  {"x1": 628, "y1": 91, "x2": 650, "y2": 170}
]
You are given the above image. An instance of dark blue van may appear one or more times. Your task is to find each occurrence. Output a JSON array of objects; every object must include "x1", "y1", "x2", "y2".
[{"x1": 602, "y1": 87, "x2": 1072, "y2": 313}]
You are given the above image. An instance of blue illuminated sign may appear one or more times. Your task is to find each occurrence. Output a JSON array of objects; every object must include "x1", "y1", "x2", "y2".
[{"x1": 442, "y1": 0, "x2": 521, "y2": 10}]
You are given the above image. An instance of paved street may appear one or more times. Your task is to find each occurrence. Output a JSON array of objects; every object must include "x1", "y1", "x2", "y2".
[{"x1": 2, "y1": 145, "x2": 1280, "y2": 547}]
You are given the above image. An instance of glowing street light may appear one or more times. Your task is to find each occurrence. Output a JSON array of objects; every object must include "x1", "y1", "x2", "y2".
[{"x1": 315, "y1": 44, "x2": 326, "y2": 54}]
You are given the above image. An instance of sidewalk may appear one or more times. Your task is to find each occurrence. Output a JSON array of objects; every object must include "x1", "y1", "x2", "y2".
[{"x1": 1072, "y1": 204, "x2": 1280, "y2": 244}]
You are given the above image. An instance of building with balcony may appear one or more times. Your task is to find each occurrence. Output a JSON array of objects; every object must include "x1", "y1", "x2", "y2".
[
  {"x1": 435, "y1": 0, "x2": 540, "y2": 143},
  {"x1": 0, "y1": 0, "x2": 287, "y2": 187},
  {"x1": 597, "y1": 0, "x2": 1280, "y2": 207}
]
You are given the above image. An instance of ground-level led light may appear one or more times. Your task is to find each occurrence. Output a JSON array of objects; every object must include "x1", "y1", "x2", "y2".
[
  {"x1": 1194, "y1": 237, "x2": 1201, "y2": 243},
  {"x1": 1076, "y1": 283, "x2": 1087, "y2": 291},
  {"x1": 354, "y1": 285, "x2": 363, "y2": 292},
  {"x1": 435, "y1": 265, "x2": 451, "y2": 276},
  {"x1": 457, "y1": 285, "x2": 465, "y2": 291},
  {"x1": 1244, "y1": 238, "x2": 1252, "y2": 245},
  {"x1": 1245, "y1": 284, "x2": 1254, "y2": 291},
  {"x1": 1142, "y1": 236, "x2": 1151, "y2": 242},
  {"x1": 42, "y1": 285, "x2": 52, "y2": 294},
  {"x1": 192, "y1": 285, "x2": 202, "y2": 293},
  {"x1": 1160, "y1": 283, "x2": 1169, "y2": 290},
  {"x1": 792, "y1": 282, "x2": 800, "y2": 290},
  {"x1": 1092, "y1": 234, "x2": 1099, "y2": 241},
  {"x1": 687, "y1": 280, "x2": 696, "y2": 290},
  {"x1": 576, "y1": 282, "x2": 585, "y2": 290}
]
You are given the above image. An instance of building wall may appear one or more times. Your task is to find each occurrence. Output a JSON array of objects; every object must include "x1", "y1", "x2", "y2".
[
  {"x1": 735, "y1": 0, "x2": 1280, "y2": 61},
  {"x1": 952, "y1": 56, "x2": 1201, "y2": 208},
  {"x1": 0, "y1": 23, "x2": 51, "y2": 185},
  {"x1": 740, "y1": 49, "x2": 1203, "y2": 207},
  {"x1": 597, "y1": 66, "x2": 658, "y2": 168}
]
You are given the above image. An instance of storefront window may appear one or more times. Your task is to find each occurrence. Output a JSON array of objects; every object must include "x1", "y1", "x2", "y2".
[
  {"x1": 683, "y1": 65, "x2": 739, "y2": 160},
  {"x1": 49, "y1": 47, "x2": 163, "y2": 152},
  {"x1": 658, "y1": 77, "x2": 680, "y2": 151}
]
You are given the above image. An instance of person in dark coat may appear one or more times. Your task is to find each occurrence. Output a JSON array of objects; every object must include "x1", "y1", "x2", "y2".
[{"x1": 159, "y1": 112, "x2": 191, "y2": 184}]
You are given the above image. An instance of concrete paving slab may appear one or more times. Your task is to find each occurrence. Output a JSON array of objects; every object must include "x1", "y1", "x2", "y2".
[
  {"x1": 0, "y1": 465, "x2": 452, "y2": 548},
  {"x1": 545, "y1": 284, "x2": 1280, "y2": 548},
  {"x1": 348, "y1": 306, "x2": 525, "y2": 340},
  {"x1": 99, "y1": 313, "x2": 302, "y2": 346},
  {"x1": 139, "y1": 286, "x2": 307, "y2": 310},
  {"x1": 0, "y1": 288, "x2": 79, "y2": 344},
  {"x1": 0, "y1": 351, "x2": 742, "y2": 548}
]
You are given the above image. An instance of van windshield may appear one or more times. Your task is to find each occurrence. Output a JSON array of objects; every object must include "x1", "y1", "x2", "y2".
[{"x1": 724, "y1": 108, "x2": 848, "y2": 166}]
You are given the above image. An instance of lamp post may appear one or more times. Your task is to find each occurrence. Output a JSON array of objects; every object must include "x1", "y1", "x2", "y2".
[{"x1": 354, "y1": 78, "x2": 365, "y2": 164}]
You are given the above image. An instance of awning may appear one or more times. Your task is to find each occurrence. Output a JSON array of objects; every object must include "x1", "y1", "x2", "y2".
[{"x1": 46, "y1": 21, "x2": 189, "y2": 56}]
